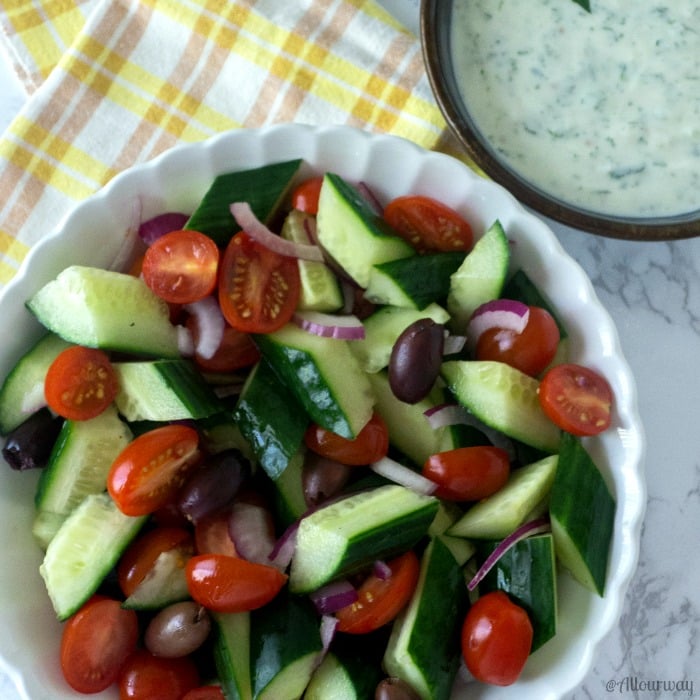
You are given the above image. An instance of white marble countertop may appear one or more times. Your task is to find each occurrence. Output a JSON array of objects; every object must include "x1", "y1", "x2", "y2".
[{"x1": 1, "y1": 1, "x2": 698, "y2": 698}]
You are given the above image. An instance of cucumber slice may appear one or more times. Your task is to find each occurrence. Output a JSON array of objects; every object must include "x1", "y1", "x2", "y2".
[
  {"x1": 447, "y1": 455, "x2": 559, "y2": 539},
  {"x1": 250, "y1": 592, "x2": 323, "y2": 700},
  {"x1": 384, "y1": 537, "x2": 469, "y2": 700},
  {"x1": 113, "y1": 359, "x2": 224, "y2": 421},
  {"x1": 234, "y1": 359, "x2": 309, "y2": 480},
  {"x1": 27, "y1": 266, "x2": 180, "y2": 358},
  {"x1": 447, "y1": 219, "x2": 510, "y2": 332},
  {"x1": 270, "y1": 447, "x2": 307, "y2": 527},
  {"x1": 0, "y1": 333, "x2": 71, "y2": 435},
  {"x1": 364, "y1": 251, "x2": 466, "y2": 310},
  {"x1": 316, "y1": 173, "x2": 414, "y2": 288},
  {"x1": 122, "y1": 547, "x2": 191, "y2": 610},
  {"x1": 351, "y1": 303, "x2": 450, "y2": 374},
  {"x1": 281, "y1": 209, "x2": 343, "y2": 312},
  {"x1": 475, "y1": 533, "x2": 557, "y2": 651},
  {"x1": 33, "y1": 405, "x2": 133, "y2": 548},
  {"x1": 40, "y1": 492, "x2": 146, "y2": 620},
  {"x1": 185, "y1": 160, "x2": 303, "y2": 246},
  {"x1": 289, "y1": 484, "x2": 438, "y2": 594},
  {"x1": 429, "y1": 501, "x2": 476, "y2": 566},
  {"x1": 441, "y1": 360, "x2": 561, "y2": 453},
  {"x1": 254, "y1": 323, "x2": 374, "y2": 440},
  {"x1": 214, "y1": 612, "x2": 252, "y2": 700},
  {"x1": 549, "y1": 433, "x2": 615, "y2": 595}
]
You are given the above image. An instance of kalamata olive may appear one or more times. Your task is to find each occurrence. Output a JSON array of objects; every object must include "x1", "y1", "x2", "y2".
[
  {"x1": 375, "y1": 677, "x2": 421, "y2": 700},
  {"x1": 144, "y1": 601, "x2": 212, "y2": 658},
  {"x1": 2, "y1": 408, "x2": 63, "y2": 471},
  {"x1": 302, "y1": 452, "x2": 353, "y2": 507},
  {"x1": 177, "y1": 450, "x2": 249, "y2": 524},
  {"x1": 388, "y1": 318, "x2": 444, "y2": 404}
]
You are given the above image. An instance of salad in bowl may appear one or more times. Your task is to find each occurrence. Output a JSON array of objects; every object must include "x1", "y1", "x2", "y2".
[{"x1": 0, "y1": 124, "x2": 645, "y2": 699}]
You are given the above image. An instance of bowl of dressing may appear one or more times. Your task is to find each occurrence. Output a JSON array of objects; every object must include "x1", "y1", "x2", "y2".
[{"x1": 421, "y1": 0, "x2": 700, "y2": 240}]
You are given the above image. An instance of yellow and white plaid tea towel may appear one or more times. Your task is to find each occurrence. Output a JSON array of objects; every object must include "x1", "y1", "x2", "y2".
[{"x1": 0, "y1": 0, "x2": 465, "y2": 291}]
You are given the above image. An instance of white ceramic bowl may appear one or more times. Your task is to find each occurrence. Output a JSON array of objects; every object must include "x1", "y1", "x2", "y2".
[{"x1": 0, "y1": 124, "x2": 645, "y2": 699}]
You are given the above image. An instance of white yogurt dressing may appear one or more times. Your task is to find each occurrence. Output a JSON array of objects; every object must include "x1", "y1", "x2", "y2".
[{"x1": 450, "y1": 0, "x2": 700, "y2": 218}]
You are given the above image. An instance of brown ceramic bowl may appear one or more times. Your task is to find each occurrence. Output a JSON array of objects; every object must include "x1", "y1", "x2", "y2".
[{"x1": 420, "y1": 0, "x2": 700, "y2": 241}]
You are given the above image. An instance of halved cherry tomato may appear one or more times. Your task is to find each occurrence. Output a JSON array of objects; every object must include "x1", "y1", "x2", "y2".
[
  {"x1": 142, "y1": 229, "x2": 220, "y2": 305},
  {"x1": 538, "y1": 363, "x2": 613, "y2": 436},
  {"x1": 335, "y1": 551, "x2": 420, "y2": 634},
  {"x1": 475, "y1": 306, "x2": 560, "y2": 377},
  {"x1": 461, "y1": 591, "x2": 533, "y2": 686},
  {"x1": 60, "y1": 595, "x2": 138, "y2": 694},
  {"x1": 117, "y1": 526, "x2": 194, "y2": 598},
  {"x1": 422, "y1": 446, "x2": 510, "y2": 501},
  {"x1": 218, "y1": 231, "x2": 301, "y2": 334},
  {"x1": 186, "y1": 554, "x2": 287, "y2": 613},
  {"x1": 118, "y1": 648, "x2": 199, "y2": 700},
  {"x1": 185, "y1": 312, "x2": 260, "y2": 373},
  {"x1": 108, "y1": 425, "x2": 201, "y2": 516},
  {"x1": 44, "y1": 345, "x2": 119, "y2": 421},
  {"x1": 291, "y1": 176, "x2": 324, "y2": 215},
  {"x1": 383, "y1": 195, "x2": 473, "y2": 253},
  {"x1": 304, "y1": 412, "x2": 389, "y2": 466},
  {"x1": 183, "y1": 686, "x2": 226, "y2": 700}
]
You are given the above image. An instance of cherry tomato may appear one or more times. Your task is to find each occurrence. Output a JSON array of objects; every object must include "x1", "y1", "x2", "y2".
[
  {"x1": 108, "y1": 425, "x2": 201, "y2": 516},
  {"x1": 194, "y1": 509, "x2": 238, "y2": 557},
  {"x1": 118, "y1": 648, "x2": 199, "y2": 700},
  {"x1": 383, "y1": 195, "x2": 473, "y2": 253},
  {"x1": 185, "y1": 312, "x2": 260, "y2": 373},
  {"x1": 461, "y1": 591, "x2": 533, "y2": 686},
  {"x1": 538, "y1": 363, "x2": 613, "y2": 436},
  {"x1": 183, "y1": 686, "x2": 226, "y2": 700},
  {"x1": 118, "y1": 527, "x2": 194, "y2": 598},
  {"x1": 291, "y1": 176, "x2": 324, "y2": 215},
  {"x1": 304, "y1": 412, "x2": 389, "y2": 466},
  {"x1": 60, "y1": 595, "x2": 138, "y2": 694},
  {"x1": 422, "y1": 446, "x2": 511, "y2": 501},
  {"x1": 142, "y1": 229, "x2": 220, "y2": 305},
  {"x1": 44, "y1": 345, "x2": 119, "y2": 421},
  {"x1": 475, "y1": 306, "x2": 560, "y2": 377},
  {"x1": 186, "y1": 554, "x2": 287, "y2": 613},
  {"x1": 335, "y1": 551, "x2": 420, "y2": 634},
  {"x1": 218, "y1": 231, "x2": 301, "y2": 334}
]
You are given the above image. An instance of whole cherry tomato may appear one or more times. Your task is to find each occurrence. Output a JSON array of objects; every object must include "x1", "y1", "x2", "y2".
[{"x1": 304, "y1": 412, "x2": 389, "y2": 465}]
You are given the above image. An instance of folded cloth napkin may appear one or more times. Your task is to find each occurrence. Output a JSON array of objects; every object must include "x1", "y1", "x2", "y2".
[{"x1": 0, "y1": 0, "x2": 463, "y2": 291}]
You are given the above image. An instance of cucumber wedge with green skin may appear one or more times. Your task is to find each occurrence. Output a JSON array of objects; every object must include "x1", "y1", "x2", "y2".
[
  {"x1": 447, "y1": 455, "x2": 559, "y2": 539},
  {"x1": 185, "y1": 160, "x2": 303, "y2": 246},
  {"x1": 364, "y1": 251, "x2": 466, "y2": 310},
  {"x1": 270, "y1": 447, "x2": 307, "y2": 527},
  {"x1": 40, "y1": 492, "x2": 146, "y2": 620},
  {"x1": 281, "y1": 209, "x2": 343, "y2": 312},
  {"x1": 27, "y1": 266, "x2": 180, "y2": 358},
  {"x1": 214, "y1": 612, "x2": 252, "y2": 700},
  {"x1": 550, "y1": 433, "x2": 615, "y2": 595},
  {"x1": 289, "y1": 484, "x2": 438, "y2": 594},
  {"x1": 441, "y1": 360, "x2": 561, "y2": 453},
  {"x1": 234, "y1": 359, "x2": 309, "y2": 481},
  {"x1": 121, "y1": 547, "x2": 191, "y2": 610},
  {"x1": 33, "y1": 405, "x2": 133, "y2": 548},
  {"x1": 253, "y1": 323, "x2": 374, "y2": 440},
  {"x1": 447, "y1": 219, "x2": 510, "y2": 333},
  {"x1": 316, "y1": 173, "x2": 414, "y2": 288},
  {"x1": 475, "y1": 533, "x2": 557, "y2": 651},
  {"x1": 113, "y1": 359, "x2": 225, "y2": 421},
  {"x1": 250, "y1": 592, "x2": 323, "y2": 700},
  {"x1": 384, "y1": 537, "x2": 469, "y2": 700},
  {"x1": 0, "y1": 333, "x2": 71, "y2": 435},
  {"x1": 351, "y1": 303, "x2": 450, "y2": 374}
]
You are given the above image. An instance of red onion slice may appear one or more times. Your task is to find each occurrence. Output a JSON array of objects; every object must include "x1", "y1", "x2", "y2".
[
  {"x1": 292, "y1": 311, "x2": 365, "y2": 340},
  {"x1": 177, "y1": 325, "x2": 195, "y2": 357},
  {"x1": 356, "y1": 181, "x2": 384, "y2": 215},
  {"x1": 373, "y1": 559, "x2": 392, "y2": 581},
  {"x1": 138, "y1": 212, "x2": 189, "y2": 246},
  {"x1": 268, "y1": 520, "x2": 299, "y2": 572},
  {"x1": 230, "y1": 202, "x2": 325, "y2": 262},
  {"x1": 467, "y1": 517, "x2": 551, "y2": 592},
  {"x1": 184, "y1": 296, "x2": 226, "y2": 360},
  {"x1": 466, "y1": 299, "x2": 530, "y2": 348},
  {"x1": 309, "y1": 579, "x2": 358, "y2": 615},
  {"x1": 227, "y1": 501, "x2": 278, "y2": 566},
  {"x1": 370, "y1": 457, "x2": 438, "y2": 496}
]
